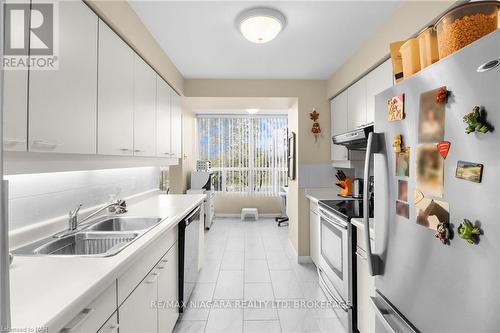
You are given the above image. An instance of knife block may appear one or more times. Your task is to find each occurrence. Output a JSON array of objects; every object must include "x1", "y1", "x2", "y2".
[{"x1": 339, "y1": 178, "x2": 352, "y2": 197}]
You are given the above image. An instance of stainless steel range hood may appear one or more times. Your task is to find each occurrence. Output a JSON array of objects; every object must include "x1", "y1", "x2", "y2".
[{"x1": 332, "y1": 124, "x2": 374, "y2": 151}]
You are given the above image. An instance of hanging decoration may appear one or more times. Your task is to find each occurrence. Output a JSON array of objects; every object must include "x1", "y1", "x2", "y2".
[
  {"x1": 437, "y1": 141, "x2": 451, "y2": 159},
  {"x1": 463, "y1": 106, "x2": 491, "y2": 134},
  {"x1": 457, "y1": 219, "x2": 481, "y2": 245},
  {"x1": 310, "y1": 108, "x2": 321, "y2": 142}
]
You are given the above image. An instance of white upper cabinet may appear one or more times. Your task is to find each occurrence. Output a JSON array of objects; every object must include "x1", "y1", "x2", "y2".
[
  {"x1": 347, "y1": 77, "x2": 367, "y2": 129},
  {"x1": 366, "y1": 59, "x2": 393, "y2": 124},
  {"x1": 3, "y1": 70, "x2": 28, "y2": 152},
  {"x1": 97, "y1": 20, "x2": 134, "y2": 156},
  {"x1": 133, "y1": 55, "x2": 157, "y2": 157},
  {"x1": 156, "y1": 77, "x2": 172, "y2": 158},
  {"x1": 29, "y1": 1, "x2": 98, "y2": 154},
  {"x1": 331, "y1": 90, "x2": 348, "y2": 161},
  {"x1": 170, "y1": 91, "x2": 182, "y2": 159}
]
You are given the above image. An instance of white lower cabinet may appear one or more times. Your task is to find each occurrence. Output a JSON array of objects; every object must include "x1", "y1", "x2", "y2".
[
  {"x1": 309, "y1": 201, "x2": 320, "y2": 266},
  {"x1": 119, "y1": 270, "x2": 159, "y2": 333},
  {"x1": 60, "y1": 282, "x2": 117, "y2": 333},
  {"x1": 356, "y1": 226, "x2": 376, "y2": 333},
  {"x1": 157, "y1": 245, "x2": 179, "y2": 333}
]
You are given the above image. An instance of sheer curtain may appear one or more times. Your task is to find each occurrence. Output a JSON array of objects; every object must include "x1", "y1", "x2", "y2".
[{"x1": 197, "y1": 115, "x2": 288, "y2": 195}]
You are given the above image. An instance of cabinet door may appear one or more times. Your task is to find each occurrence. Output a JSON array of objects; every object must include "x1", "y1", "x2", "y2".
[
  {"x1": 28, "y1": 0, "x2": 98, "y2": 154},
  {"x1": 156, "y1": 77, "x2": 172, "y2": 158},
  {"x1": 170, "y1": 91, "x2": 182, "y2": 159},
  {"x1": 309, "y1": 204, "x2": 320, "y2": 266},
  {"x1": 98, "y1": 20, "x2": 134, "y2": 156},
  {"x1": 3, "y1": 70, "x2": 28, "y2": 151},
  {"x1": 330, "y1": 91, "x2": 348, "y2": 161},
  {"x1": 347, "y1": 77, "x2": 367, "y2": 130},
  {"x1": 366, "y1": 59, "x2": 393, "y2": 124},
  {"x1": 119, "y1": 271, "x2": 159, "y2": 333},
  {"x1": 157, "y1": 244, "x2": 179, "y2": 333},
  {"x1": 356, "y1": 248, "x2": 376, "y2": 333},
  {"x1": 133, "y1": 55, "x2": 157, "y2": 157}
]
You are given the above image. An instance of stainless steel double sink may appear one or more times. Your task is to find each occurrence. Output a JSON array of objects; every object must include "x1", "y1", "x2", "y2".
[{"x1": 13, "y1": 216, "x2": 164, "y2": 257}]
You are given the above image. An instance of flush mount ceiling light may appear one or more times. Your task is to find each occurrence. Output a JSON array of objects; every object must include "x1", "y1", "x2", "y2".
[
  {"x1": 246, "y1": 108, "x2": 259, "y2": 114},
  {"x1": 237, "y1": 8, "x2": 286, "y2": 44}
]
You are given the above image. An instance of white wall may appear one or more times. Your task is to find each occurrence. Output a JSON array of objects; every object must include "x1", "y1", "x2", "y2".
[{"x1": 6, "y1": 167, "x2": 160, "y2": 232}]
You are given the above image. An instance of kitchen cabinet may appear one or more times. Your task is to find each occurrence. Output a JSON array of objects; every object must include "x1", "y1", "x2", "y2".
[
  {"x1": 355, "y1": 225, "x2": 376, "y2": 333},
  {"x1": 61, "y1": 282, "x2": 117, "y2": 333},
  {"x1": 119, "y1": 242, "x2": 179, "y2": 333},
  {"x1": 170, "y1": 91, "x2": 182, "y2": 159},
  {"x1": 347, "y1": 77, "x2": 367, "y2": 130},
  {"x1": 309, "y1": 200, "x2": 320, "y2": 266},
  {"x1": 133, "y1": 55, "x2": 157, "y2": 157},
  {"x1": 119, "y1": 269, "x2": 159, "y2": 333},
  {"x1": 97, "y1": 20, "x2": 135, "y2": 156},
  {"x1": 156, "y1": 77, "x2": 172, "y2": 158},
  {"x1": 3, "y1": 70, "x2": 28, "y2": 152},
  {"x1": 157, "y1": 244, "x2": 179, "y2": 333},
  {"x1": 366, "y1": 59, "x2": 393, "y2": 124},
  {"x1": 330, "y1": 90, "x2": 348, "y2": 161},
  {"x1": 29, "y1": 0, "x2": 98, "y2": 154}
]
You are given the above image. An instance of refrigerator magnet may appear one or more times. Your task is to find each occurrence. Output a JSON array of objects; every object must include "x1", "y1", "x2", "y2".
[
  {"x1": 418, "y1": 87, "x2": 446, "y2": 143},
  {"x1": 387, "y1": 94, "x2": 404, "y2": 121},
  {"x1": 437, "y1": 141, "x2": 451, "y2": 159},
  {"x1": 455, "y1": 161, "x2": 483, "y2": 183},
  {"x1": 416, "y1": 198, "x2": 449, "y2": 231},
  {"x1": 393, "y1": 134, "x2": 402, "y2": 153},
  {"x1": 457, "y1": 219, "x2": 481, "y2": 245},
  {"x1": 396, "y1": 201, "x2": 409, "y2": 219},
  {"x1": 395, "y1": 147, "x2": 410, "y2": 177},
  {"x1": 435, "y1": 86, "x2": 449, "y2": 104},
  {"x1": 435, "y1": 221, "x2": 451, "y2": 245},
  {"x1": 463, "y1": 106, "x2": 491, "y2": 134}
]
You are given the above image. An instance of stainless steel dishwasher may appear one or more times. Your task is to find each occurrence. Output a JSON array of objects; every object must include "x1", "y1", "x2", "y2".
[{"x1": 178, "y1": 205, "x2": 201, "y2": 312}]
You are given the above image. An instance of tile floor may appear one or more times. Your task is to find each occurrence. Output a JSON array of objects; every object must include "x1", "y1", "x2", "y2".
[{"x1": 173, "y1": 217, "x2": 347, "y2": 333}]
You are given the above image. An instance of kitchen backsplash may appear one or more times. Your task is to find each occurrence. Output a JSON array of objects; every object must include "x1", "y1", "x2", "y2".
[{"x1": 5, "y1": 167, "x2": 161, "y2": 231}]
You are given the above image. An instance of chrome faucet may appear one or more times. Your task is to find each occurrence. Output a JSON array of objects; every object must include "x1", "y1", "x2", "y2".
[{"x1": 55, "y1": 199, "x2": 127, "y2": 238}]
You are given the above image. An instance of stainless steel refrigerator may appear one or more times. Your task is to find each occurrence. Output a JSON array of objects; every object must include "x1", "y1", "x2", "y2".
[{"x1": 362, "y1": 29, "x2": 500, "y2": 332}]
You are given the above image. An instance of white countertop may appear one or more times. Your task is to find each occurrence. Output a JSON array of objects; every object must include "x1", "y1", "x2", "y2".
[
  {"x1": 305, "y1": 187, "x2": 357, "y2": 203},
  {"x1": 8, "y1": 193, "x2": 205, "y2": 332}
]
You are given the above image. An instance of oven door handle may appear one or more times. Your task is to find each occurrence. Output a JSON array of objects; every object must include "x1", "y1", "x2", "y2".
[
  {"x1": 319, "y1": 210, "x2": 347, "y2": 230},
  {"x1": 317, "y1": 267, "x2": 349, "y2": 312}
]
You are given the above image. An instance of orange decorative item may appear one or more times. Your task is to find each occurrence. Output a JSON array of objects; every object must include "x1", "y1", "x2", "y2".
[
  {"x1": 436, "y1": 86, "x2": 448, "y2": 104},
  {"x1": 310, "y1": 108, "x2": 321, "y2": 142}
]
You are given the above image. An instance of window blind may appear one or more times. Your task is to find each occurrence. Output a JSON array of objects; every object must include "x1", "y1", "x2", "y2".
[{"x1": 198, "y1": 115, "x2": 288, "y2": 195}]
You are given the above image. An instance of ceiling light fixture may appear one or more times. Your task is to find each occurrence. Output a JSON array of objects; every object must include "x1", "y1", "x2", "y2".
[
  {"x1": 246, "y1": 108, "x2": 259, "y2": 114},
  {"x1": 237, "y1": 8, "x2": 286, "y2": 44}
]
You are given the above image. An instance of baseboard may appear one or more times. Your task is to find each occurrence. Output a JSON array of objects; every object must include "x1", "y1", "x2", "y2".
[
  {"x1": 215, "y1": 213, "x2": 281, "y2": 218},
  {"x1": 298, "y1": 256, "x2": 313, "y2": 264}
]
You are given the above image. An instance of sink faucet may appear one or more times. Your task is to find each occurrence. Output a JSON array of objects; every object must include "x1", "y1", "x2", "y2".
[{"x1": 55, "y1": 199, "x2": 127, "y2": 238}]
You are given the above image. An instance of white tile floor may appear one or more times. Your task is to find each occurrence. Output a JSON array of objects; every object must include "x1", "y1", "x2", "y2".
[{"x1": 173, "y1": 217, "x2": 347, "y2": 333}]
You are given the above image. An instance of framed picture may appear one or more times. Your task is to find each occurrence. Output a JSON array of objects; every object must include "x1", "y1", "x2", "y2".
[
  {"x1": 456, "y1": 161, "x2": 483, "y2": 183},
  {"x1": 287, "y1": 132, "x2": 296, "y2": 180}
]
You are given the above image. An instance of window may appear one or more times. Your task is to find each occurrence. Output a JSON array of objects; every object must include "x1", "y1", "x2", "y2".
[{"x1": 198, "y1": 115, "x2": 288, "y2": 195}]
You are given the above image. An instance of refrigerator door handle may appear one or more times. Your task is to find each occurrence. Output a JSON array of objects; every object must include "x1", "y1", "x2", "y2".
[{"x1": 364, "y1": 132, "x2": 381, "y2": 276}]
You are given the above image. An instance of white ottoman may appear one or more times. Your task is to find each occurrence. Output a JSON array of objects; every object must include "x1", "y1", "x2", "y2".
[{"x1": 241, "y1": 208, "x2": 259, "y2": 221}]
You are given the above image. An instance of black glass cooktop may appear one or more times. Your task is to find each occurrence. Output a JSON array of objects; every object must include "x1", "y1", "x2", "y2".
[{"x1": 318, "y1": 199, "x2": 373, "y2": 221}]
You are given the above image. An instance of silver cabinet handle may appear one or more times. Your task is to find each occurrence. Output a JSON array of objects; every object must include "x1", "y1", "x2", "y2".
[
  {"x1": 4, "y1": 138, "x2": 26, "y2": 145},
  {"x1": 156, "y1": 259, "x2": 168, "y2": 269},
  {"x1": 120, "y1": 148, "x2": 132, "y2": 152},
  {"x1": 61, "y1": 308, "x2": 94, "y2": 332},
  {"x1": 355, "y1": 250, "x2": 367, "y2": 260},
  {"x1": 31, "y1": 139, "x2": 61, "y2": 149},
  {"x1": 102, "y1": 323, "x2": 119, "y2": 333},
  {"x1": 144, "y1": 272, "x2": 159, "y2": 284},
  {"x1": 134, "y1": 149, "x2": 143, "y2": 153}
]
